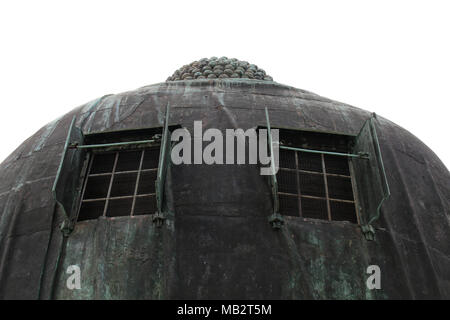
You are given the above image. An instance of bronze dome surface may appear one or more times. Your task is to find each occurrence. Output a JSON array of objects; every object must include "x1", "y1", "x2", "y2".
[
  {"x1": 0, "y1": 65, "x2": 449, "y2": 300},
  {"x1": 167, "y1": 57, "x2": 273, "y2": 81}
]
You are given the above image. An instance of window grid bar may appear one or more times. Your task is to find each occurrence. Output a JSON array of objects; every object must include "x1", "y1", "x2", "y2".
[
  {"x1": 130, "y1": 150, "x2": 145, "y2": 216},
  {"x1": 321, "y1": 153, "x2": 332, "y2": 221},
  {"x1": 278, "y1": 167, "x2": 351, "y2": 179},
  {"x1": 278, "y1": 192, "x2": 355, "y2": 204},
  {"x1": 277, "y1": 148, "x2": 359, "y2": 223},
  {"x1": 73, "y1": 139, "x2": 157, "y2": 149},
  {"x1": 87, "y1": 168, "x2": 157, "y2": 178},
  {"x1": 81, "y1": 193, "x2": 156, "y2": 203},
  {"x1": 77, "y1": 145, "x2": 162, "y2": 222},
  {"x1": 294, "y1": 150, "x2": 302, "y2": 217},
  {"x1": 279, "y1": 145, "x2": 367, "y2": 159},
  {"x1": 102, "y1": 152, "x2": 119, "y2": 217}
]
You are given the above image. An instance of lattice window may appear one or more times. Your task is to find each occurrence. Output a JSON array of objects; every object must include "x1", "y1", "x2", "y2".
[
  {"x1": 77, "y1": 147, "x2": 160, "y2": 221},
  {"x1": 277, "y1": 131, "x2": 359, "y2": 224}
]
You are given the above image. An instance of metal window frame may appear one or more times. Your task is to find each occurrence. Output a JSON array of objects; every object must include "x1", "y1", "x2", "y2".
[
  {"x1": 53, "y1": 104, "x2": 174, "y2": 234},
  {"x1": 263, "y1": 108, "x2": 388, "y2": 237},
  {"x1": 76, "y1": 148, "x2": 159, "y2": 220},
  {"x1": 277, "y1": 151, "x2": 358, "y2": 222}
]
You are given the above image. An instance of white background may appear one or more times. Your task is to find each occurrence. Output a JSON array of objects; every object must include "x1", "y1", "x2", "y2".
[{"x1": 0, "y1": 0, "x2": 449, "y2": 168}]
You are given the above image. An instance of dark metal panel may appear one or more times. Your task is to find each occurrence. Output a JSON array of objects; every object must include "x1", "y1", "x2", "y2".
[
  {"x1": 173, "y1": 215, "x2": 290, "y2": 299},
  {"x1": 0, "y1": 79, "x2": 449, "y2": 299},
  {"x1": 155, "y1": 104, "x2": 171, "y2": 222},
  {"x1": 352, "y1": 117, "x2": 390, "y2": 239},
  {"x1": 52, "y1": 117, "x2": 86, "y2": 234},
  {"x1": 0, "y1": 230, "x2": 51, "y2": 299},
  {"x1": 53, "y1": 215, "x2": 175, "y2": 299}
]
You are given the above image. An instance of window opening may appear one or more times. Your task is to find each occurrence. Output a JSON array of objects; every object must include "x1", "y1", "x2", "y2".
[
  {"x1": 277, "y1": 147, "x2": 359, "y2": 224},
  {"x1": 265, "y1": 108, "x2": 387, "y2": 231},
  {"x1": 78, "y1": 147, "x2": 160, "y2": 221},
  {"x1": 53, "y1": 104, "x2": 176, "y2": 233},
  {"x1": 263, "y1": 107, "x2": 389, "y2": 238}
]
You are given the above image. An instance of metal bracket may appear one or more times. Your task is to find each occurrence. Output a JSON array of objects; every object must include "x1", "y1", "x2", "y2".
[
  {"x1": 59, "y1": 214, "x2": 74, "y2": 237},
  {"x1": 152, "y1": 212, "x2": 166, "y2": 228},
  {"x1": 268, "y1": 212, "x2": 284, "y2": 229},
  {"x1": 357, "y1": 151, "x2": 370, "y2": 158},
  {"x1": 361, "y1": 224, "x2": 375, "y2": 241}
]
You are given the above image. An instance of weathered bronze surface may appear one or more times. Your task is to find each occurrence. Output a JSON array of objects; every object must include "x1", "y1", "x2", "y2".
[{"x1": 0, "y1": 73, "x2": 449, "y2": 299}]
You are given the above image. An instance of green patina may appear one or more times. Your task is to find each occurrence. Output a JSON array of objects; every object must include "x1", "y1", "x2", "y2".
[{"x1": 55, "y1": 216, "x2": 173, "y2": 299}]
